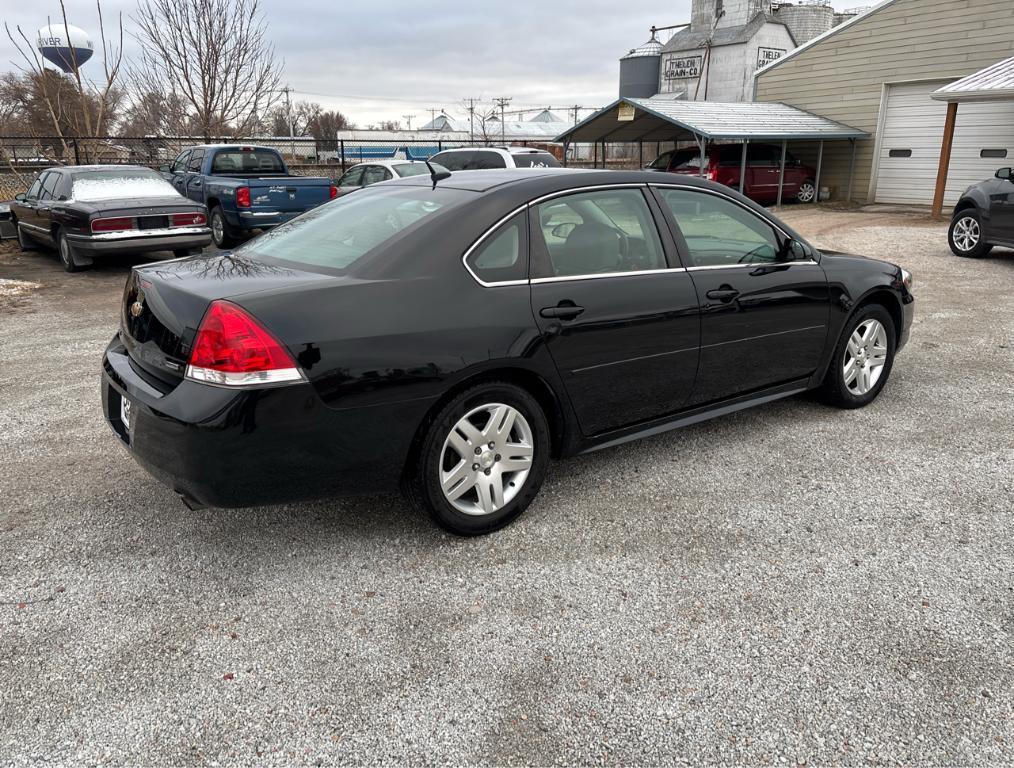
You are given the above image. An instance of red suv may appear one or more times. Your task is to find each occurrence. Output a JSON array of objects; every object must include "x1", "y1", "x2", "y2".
[{"x1": 646, "y1": 143, "x2": 817, "y2": 205}]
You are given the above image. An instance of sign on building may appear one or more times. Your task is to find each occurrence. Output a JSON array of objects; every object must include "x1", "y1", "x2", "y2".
[
  {"x1": 663, "y1": 55, "x2": 703, "y2": 80},
  {"x1": 757, "y1": 47, "x2": 786, "y2": 69},
  {"x1": 617, "y1": 103, "x2": 636, "y2": 122}
]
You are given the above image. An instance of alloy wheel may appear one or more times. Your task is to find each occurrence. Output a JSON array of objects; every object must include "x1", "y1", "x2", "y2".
[
  {"x1": 211, "y1": 212, "x2": 225, "y2": 246},
  {"x1": 59, "y1": 234, "x2": 71, "y2": 266},
  {"x1": 797, "y1": 182, "x2": 816, "y2": 203},
  {"x1": 439, "y1": 403, "x2": 534, "y2": 516},
  {"x1": 952, "y1": 216, "x2": 980, "y2": 252},
  {"x1": 843, "y1": 318, "x2": 889, "y2": 396}
]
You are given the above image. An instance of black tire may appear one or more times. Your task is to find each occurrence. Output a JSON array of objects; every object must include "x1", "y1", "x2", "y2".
[
  {"x1": 948, "y1": 208, "x2": 992, "y2": 258},
  {"x1": 405, "y1": 381, "x2": 551, "y2": 536},
  {"x1": 56, "y1": 229, "x2": 83, "y2": 273},
  {"x1": 15, "y1": 220, "x2": 37, "y2": 251},
  {"x1": 796, "y1": 179, "x2": 817, "y2": 204},
  {"x1": 819, "y1": 304, "x2": 896, "y2": 409},
  {"x1": 209, "y1": 206, "x2": 236, "y2": 249}
]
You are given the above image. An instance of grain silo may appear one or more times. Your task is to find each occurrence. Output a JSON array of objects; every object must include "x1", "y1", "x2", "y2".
[
  {"x1": 619, "y1": 32, "x2": 663, "y2": 99},
  {"x1": 772, "y1": 1, "x2": 835, "y2": 45}
]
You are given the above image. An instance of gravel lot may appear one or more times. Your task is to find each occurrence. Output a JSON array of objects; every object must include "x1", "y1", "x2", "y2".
[{"x1": 0, "y1": 207, "x2": 1011, "y2": 766}]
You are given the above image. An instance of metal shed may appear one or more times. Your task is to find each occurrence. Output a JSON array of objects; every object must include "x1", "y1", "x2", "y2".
[
  {"x1": 930, "y1": 56, "x2": 1014, "y2": 218},
  {"x1": 554, "y1": 97, "x2": 870, "y2": 204}
]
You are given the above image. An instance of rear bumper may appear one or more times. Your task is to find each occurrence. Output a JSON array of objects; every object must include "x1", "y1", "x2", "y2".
[
  {"x1": 69, "y1": 228, "x2": 212, "y2": 255},
  {"x1": 100, "y1": 335, "x2": 429, "y2": 508},
  {"x1": 233, "y1": 210, "x2": 305, "y2": 230}
]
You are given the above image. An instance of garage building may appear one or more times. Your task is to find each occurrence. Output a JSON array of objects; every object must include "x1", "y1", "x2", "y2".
[{"x1": 754, "y1": 0, "x2": 1014, "y2": 206}]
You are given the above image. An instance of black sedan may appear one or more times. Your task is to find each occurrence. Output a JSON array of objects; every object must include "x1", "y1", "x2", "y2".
[
  {"x1": 948, "y1": 166, "x2": 1014, "y2": 258},
  {"x1": 11, "y1": 165, "x2": 211, "y2": 272},
  {"x1": 101, "y1": 169, "x2": 915, "y2": 535}
]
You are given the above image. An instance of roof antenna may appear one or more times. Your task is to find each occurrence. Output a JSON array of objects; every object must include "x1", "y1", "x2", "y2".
[{"x1": 425, "y1": 159, "x2": 451, "y2": 189}]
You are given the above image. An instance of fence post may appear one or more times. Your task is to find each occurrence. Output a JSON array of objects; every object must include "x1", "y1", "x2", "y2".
[
  {"x1": 340, "y1": 140, "x2": 346, "y2": 172},
  {"x1": 73, "y1": 138, "x2": 80, "y2": 165},
  {"x1": 438, "y1": 139, "x2": 443, "y2": 152}
]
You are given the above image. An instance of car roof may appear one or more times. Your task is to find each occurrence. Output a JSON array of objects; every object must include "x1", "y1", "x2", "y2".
[
  {"x1": 347, "y1": 159, "x2": 427, "y2": 169},
  {"x1": 433, "y1": 146, "x2": 554, "y2": 156},
  {"x1": 42, "y1": 165, "x2": 156, "y2": 174}
]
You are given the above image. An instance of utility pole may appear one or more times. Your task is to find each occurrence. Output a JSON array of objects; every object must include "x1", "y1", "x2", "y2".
[
  {"x1": 402, "y1": 114, "x2": 415, "y2": 130},
  {"x1": 493, "y1": 97, "x2": 511, "y2": 145},
  {"x1": 570, "y1": 105, "x2": 582, "y2": 126},
  {"x1": 282, "y1": 85, "x2": 295, "y2": 159},
  {"x1": 462, "y1": 98, "x2": 478, "y2": 142},
  {"x1": 426, "y1": 107, "x2": 443, "y2": 126}
]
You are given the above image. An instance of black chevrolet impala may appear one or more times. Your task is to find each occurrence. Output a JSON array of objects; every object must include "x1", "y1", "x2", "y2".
[{"x1": 101, "y1": 169, "x2": 914, "y2": 535}]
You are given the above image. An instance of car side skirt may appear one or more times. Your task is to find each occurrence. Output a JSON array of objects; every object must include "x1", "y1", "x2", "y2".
[{"x1": 578, "y1": 378, "x2": 811, "y2": 455}]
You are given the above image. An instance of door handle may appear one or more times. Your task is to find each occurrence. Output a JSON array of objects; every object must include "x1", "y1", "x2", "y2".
[
  {"x1": 706, "y1": 287, "x2": 740, "y2": 302},
  {"x1": 540, "y1": 303, "x2": 585, "y2": 320}
]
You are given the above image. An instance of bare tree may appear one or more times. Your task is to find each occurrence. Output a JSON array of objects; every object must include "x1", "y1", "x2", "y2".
[
  {"x1": 4, "y1": 0, "x2": 124, "y2": 158},
  {"x1": 131, "y1": 0, "x2": 284, "y2": 139}
]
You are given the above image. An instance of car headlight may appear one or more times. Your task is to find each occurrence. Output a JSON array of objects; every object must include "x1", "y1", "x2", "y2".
[{"x1": 900, "y1": 268, "x2": 914, "y2": 292}]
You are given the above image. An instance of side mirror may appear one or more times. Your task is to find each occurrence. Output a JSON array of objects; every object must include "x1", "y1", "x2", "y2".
[
  {"x1": 14, "y1": 193, "x2": 26, "y2": 202},
  {"x1": 785, "y1": 239, "x2": 812, "y2": 261},
  {"x1": 996, "y1": 167, "x2": 1013, "y2": 180}
]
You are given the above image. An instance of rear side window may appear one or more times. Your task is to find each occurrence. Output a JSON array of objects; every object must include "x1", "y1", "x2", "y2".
[
  {"x1": 211, "y1": 149, "x2": 285, "y2": 174},
  {"x1": 239, "y1": 187, "x2": 469, "y2": 272},
  {"x1": 510, "y1": 152, "x2": 560, "y2": 168},
  {"x1": 465, "y1": 213, "x2": 527, "y2": 284},
  {"x1": 431, "y1": 150, "x2": 508, "y2": 171}
]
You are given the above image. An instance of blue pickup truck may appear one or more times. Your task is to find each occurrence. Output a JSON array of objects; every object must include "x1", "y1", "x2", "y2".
[{"x1": 160, "y1": 145, "x2": 336, "y2": 248}]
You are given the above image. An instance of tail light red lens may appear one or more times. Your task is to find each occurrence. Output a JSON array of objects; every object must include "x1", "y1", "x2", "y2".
[
  {"x1": 92, "y1": 217, "x2": 135, "y2": 233},
  {"x1": 707, "y1": 167, "x2": 719, "y2": 182},
  {"x1": 171, "y1": 212, "x2": 207, "y2": 227},
  {"x1": 236, "y1": 187, "x2": 251, "y2": 208},
  {"x1": 329, "y1": 184, "x2": 338, "y2": 200},
  {"x1": 186, "y1": 300, "x2": 302, "y2": 387}
]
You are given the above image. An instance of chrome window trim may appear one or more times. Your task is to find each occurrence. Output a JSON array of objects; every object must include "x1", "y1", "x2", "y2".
[
  {"x1": 686, "y1": 260, "x2": 819, "y2": 272},
  {"x1": 530, "y1": 267, "x2": 687, "y2": 285},
  {"x1": 461, "y1": 183, "x2": 686, "y2": 288},
  {"x1": 17, "y1": 221, "x2": 49, "y2": 234}
]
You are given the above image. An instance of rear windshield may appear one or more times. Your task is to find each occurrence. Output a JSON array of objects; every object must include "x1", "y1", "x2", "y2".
[
  {"x1": 238, "y1": 186, "x2": 469, "y2": 272},
  {"x1": 71, "y1": 169, "x2": 178, "y2": 201},
  {"x1": 392, "y1": 163, "x2": 431, "y2": 177},
  {"x1": 210, "y1": 149, "x2": 285, "y2": 174},
  {"x1": 430, "y1": 150, "x2": 507, "y2": 171},
  {"x1": 510, "y1": 152, "x2": 560, "y2": 168}
]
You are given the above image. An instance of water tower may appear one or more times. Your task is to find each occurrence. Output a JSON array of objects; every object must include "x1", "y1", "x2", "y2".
[{"x1": 36, "y1": 24, "x2": 94, "y2": 72}]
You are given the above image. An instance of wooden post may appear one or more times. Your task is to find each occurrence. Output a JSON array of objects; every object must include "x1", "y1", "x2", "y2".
[
  {"x1": 739, "y1": 140, "x2": 748, "y2": 194},
  {"x1": 776, "y1": 140, "x2": 788, "y2": 207},
  {"x1": 932, "y1": 101, "x2": 959, "y2": 219},
  {"x1": 814, "y1": 140, "x2": 824, "y2": 204}
]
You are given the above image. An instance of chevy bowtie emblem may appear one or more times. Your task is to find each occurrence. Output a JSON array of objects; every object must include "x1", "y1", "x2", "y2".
[{"x1": 130, "y1": 295, "x2": 145, "y2": 318}]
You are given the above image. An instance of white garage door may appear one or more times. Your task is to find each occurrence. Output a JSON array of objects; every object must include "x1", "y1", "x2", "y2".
[{"x1": 875, "y1": 80, "x2": 1014, "y2": 206}]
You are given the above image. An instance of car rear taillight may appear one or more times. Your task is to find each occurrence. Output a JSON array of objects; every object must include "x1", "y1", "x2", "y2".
[
  {"x1": 707, "y1": 167, "x2": 719, "y2": 182},
  {"x1": 171, "y1": 212, "x2": 207, "y2": 227},
  {"x1": 186, "y1": 300, "x2": 302, "y2": 387},
  {"x1": 236, "y1": 187, "x2": 251, "y2": 208},
  {"x1": 329, "y1": 184, "x2": 338, "y2": 200},
  {"x1": 92, "y1": 216, "x2": 135, "y2": 233}
]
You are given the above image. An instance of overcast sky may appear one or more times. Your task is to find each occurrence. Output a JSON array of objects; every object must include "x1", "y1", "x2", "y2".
[{"x1": 2, "y1": 1, "x2": 857, "y2": 127}]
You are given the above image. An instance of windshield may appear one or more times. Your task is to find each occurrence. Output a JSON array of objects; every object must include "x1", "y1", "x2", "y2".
[
  {"x1": 511, "y1": 152, "x2": 561, "y2": 168},
  {"x1": 210, "y1": 149, "x2": 285, "y2": 174},
  {"x1": 71, "y1": 169, "x2": 178, "y2": 201},
  {"x1": 392, "y1": 163, "x2": 431, "y2": 177},
  {"x1": 238, "y1": 186, "x2": 470, "y2": 272}
]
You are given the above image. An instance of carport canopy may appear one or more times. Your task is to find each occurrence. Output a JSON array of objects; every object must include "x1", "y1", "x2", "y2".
[
  {"x1": 554, "y1": 97, "x2": 870, "y2": 204},
  {"x1": 930, "y1": 56, "x2": 1014, "y2": 217}
]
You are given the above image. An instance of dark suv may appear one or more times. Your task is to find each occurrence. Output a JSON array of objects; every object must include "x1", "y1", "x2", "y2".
[
  {"x1": 647, "y1": 143, "x2": 817, "y2": 205},
  {"x1": 947, "y1": 167, "x2": 1014, "y2": 258}
]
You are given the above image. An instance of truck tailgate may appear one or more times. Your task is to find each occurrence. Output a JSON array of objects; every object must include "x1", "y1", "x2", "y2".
[{"x1": 248, "y1": 177, "x2": 332, "y2": 213}]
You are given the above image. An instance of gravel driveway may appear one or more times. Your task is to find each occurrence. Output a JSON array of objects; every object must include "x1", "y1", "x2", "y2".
[{"x1": 0, "y1": 208, "x2": 1011, "y2": 766}]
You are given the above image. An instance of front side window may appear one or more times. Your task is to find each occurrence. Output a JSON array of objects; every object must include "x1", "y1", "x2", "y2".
[
  {"x1": 392, "y1": 163, "x2": 430, "y2": 178},
  {"x1": 186, "y1": 150, "x2": 204, "y2": 173},
  {"x1": 648, "y1": 150, "x2": 674, "y2": 170},
  {"x1": 465, "y1": 212, "x2": 527, "y2": 284},
  {"x1": 532, "y1": 188, "x2": 666, "y2": 279},
  {"x1": 25, "y1": 176, "x2": 44, "y2": 199},
  {"x1": 658, "y1": 188, "x2": 783, "y2": 267},
  {"x1": 38, "y1": 172, "x2": 60, "y2": 201},
  {"x1": 171, "y1": 150, "x2": 190, "y2": 173},
  {"x1": 239, "y1": 186, "x2": 469, "y2": 273}
]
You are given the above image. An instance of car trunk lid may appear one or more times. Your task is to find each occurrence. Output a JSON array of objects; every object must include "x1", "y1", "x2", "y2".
[
  {"x1": 120, "y1": 253, "x2": 332, "y2": 389},
  {"x1": 241, "y1": 177, "x2": 331, "y2": 213}
]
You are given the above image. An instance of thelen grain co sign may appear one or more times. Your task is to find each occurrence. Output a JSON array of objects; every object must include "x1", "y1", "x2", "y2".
[
  {"x1": 663, "y1": 55, "x2": 703, "y2": 80},
  {"x1": 756, "y1": 47, "x2": 786, "y2": 69}
]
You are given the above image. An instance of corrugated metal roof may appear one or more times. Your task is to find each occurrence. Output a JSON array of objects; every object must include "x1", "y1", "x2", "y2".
[
  {"x1": 554, "y1": 97, "x2": 870, "y2": 143},
  {"x1": 932, "y1": 56, "x2": 1014, "y2": 102}
]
